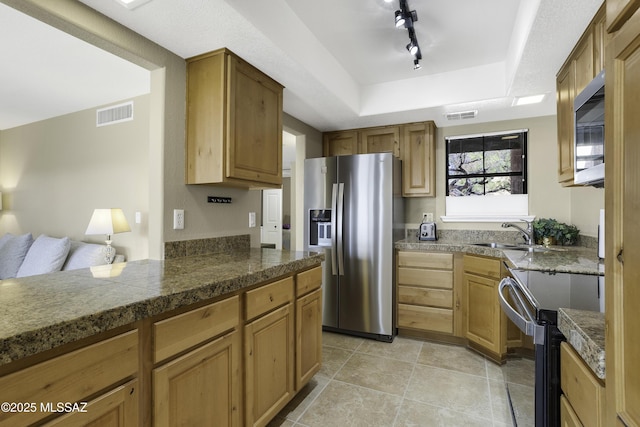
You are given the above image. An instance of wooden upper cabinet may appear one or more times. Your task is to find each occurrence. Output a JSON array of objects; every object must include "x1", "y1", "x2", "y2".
[
  {"x1": 322, "y1": 121, "x2": 436, "y2": 197},
  {"x1": 186, "y1": 48, "x2": 283, "y2": 188},
  {"x1": 556, "y1": 62, "x2": 576, "y2": 186},
  {"x1": 323, "y1": 130, "x2": 359, "y2": 157},
  {"x1": 402, "y1": 121, "x2": 436, "y2": 197},
  {"x1": 607, "y1": 0, "x2": 640, "y2": 33},
  {"x1": 555, "y1": 4, "x2": 606, "y2": 187},
  {"x1": 605, "y1": 9, "x2": 640, "y2": 426},
  {"x1": 359, "y1": 126, "x2": 400, "y2": 157}
]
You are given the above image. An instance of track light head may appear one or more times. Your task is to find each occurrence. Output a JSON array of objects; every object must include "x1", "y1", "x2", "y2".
[
  {"x1": 394, "y1": 10, "x2": 406, "y2": 28},
  {"x1": 406, "y1": 41, "x2": 419, "y2": 56},
  {"x1": 414, "y1": 59, "x2": 422, "y2": 70}
]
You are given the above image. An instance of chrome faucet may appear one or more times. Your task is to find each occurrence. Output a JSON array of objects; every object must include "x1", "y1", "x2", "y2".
[{"x1": 502, "y1": 220, "x2": 534, "y2": 246}]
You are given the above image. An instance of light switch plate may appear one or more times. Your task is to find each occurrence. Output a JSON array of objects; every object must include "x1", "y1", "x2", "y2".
[{"x1": 249, "y1": 212, "x2": 256, "y2": 228}]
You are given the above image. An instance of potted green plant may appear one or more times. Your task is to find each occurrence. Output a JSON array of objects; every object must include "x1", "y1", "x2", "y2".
[{"x1": 532, "y1": 218, "x2": 580, "y2": 246}]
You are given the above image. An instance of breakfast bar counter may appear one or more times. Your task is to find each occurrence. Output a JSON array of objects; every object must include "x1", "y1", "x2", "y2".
[{"x1": 0, "y1": 248, "x2": 324, "y2": 366}]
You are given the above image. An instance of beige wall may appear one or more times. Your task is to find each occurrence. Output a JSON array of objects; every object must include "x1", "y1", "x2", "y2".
[
  {"x1": 0, "y1": 0, "x2": 269, "y2": 257},
  {"x1": 0, "y1": 96, "x2": 150, "y2": 260},
  {"x1": 406, "y1": 115, "x2": 604, "y2": 236}
]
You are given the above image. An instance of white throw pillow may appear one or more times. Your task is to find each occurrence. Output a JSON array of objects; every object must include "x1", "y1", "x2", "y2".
[
  {"x1": 0, "y1": 233, "x2": 34, "y2": 279},
  {"x1": 62, "y1": 241, "x2": 108, "y2": 271},
  {"x1": 17, "y1": 235, "x2": 71, "y2": 278}
]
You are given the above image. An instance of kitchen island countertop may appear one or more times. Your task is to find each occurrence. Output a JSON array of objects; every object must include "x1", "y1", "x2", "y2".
[{"x1": 0, "y1": 248, "x2": 324, "y2": 367}]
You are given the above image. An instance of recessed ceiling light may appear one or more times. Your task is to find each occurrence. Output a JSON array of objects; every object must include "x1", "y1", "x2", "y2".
[
  {"x1": 513, "y1": 94, "x2": 545, "y2": 106},
  {"x1": 114, "y1": 0, "x2": 152, "y2": 10}
]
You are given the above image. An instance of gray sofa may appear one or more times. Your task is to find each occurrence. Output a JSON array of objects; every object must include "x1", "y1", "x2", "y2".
[{"x1": 0, "y1": 233, "x2": 120, "y2": 279}]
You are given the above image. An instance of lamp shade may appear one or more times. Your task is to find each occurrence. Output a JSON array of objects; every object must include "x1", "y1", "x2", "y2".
[{"x1": 85, "y1": 209, "x2": 131, "y2": 236}]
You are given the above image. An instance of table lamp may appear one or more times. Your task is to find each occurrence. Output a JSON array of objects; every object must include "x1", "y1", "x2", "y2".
[{"x1": 85, "y1": 208, "x2": 131, "y2": 264}]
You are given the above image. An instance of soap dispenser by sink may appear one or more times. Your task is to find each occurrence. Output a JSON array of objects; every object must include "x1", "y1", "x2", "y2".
[{"x1": 418, "y1": 215, "x2": 437, "y2": 241}]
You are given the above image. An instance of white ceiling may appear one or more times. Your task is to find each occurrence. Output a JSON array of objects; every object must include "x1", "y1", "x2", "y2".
[{"x1": 1, "y1": 0, "x2": 604, "y2": 131}]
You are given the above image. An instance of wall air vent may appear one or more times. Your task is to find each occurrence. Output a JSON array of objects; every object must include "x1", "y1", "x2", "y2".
[
  {"x1": 445, "y1": 110, "x2": 478, "y2": 121},
  {"x1": 96, "y1": 101, "x2": 134, "y2": 127}
]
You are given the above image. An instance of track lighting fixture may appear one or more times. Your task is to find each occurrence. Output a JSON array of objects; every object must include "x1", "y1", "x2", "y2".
[{"x1": 394, "y1": 0, "x2": 422, "y2": 70}]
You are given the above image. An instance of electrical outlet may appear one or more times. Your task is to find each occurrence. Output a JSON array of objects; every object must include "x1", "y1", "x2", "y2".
[
  {"x1": 422, "y1": 212, "x2": 434, "y2": 222},
  {"x1": 249, "y1": 212, "x2": 256, "y2": 228},
  {"x1": 173, "y1": 209, "x2": 184, "y2": 230}
]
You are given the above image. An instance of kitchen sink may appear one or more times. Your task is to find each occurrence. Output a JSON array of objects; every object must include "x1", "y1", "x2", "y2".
[
  {"x1": 472, "y1": 242, "x2": 550, "y2": 252},
  {"x1": 472, "y1": 242, "x2": 522, "y2": 249}
]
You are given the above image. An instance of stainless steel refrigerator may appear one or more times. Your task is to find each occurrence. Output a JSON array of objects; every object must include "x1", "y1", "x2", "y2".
[{"x1": 303, "y1": 152, "x2": 404, "y2": 342}]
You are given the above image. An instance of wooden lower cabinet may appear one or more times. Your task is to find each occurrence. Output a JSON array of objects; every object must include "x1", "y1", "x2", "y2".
[
  {"x1": 560, "y1": 395, "x2": 584, "y2": 427},
  {"x1": 560, "y1": 342, "x2": 605, "y2": 427},
  {"x1": 0, "y1": 266, "x2": 323, "y2": 427},
  {"x1": 464, "y1": 255, "x2": 507, "y2": 361},
  {"x1": 153, "y1": 331, "x2": 241, "y2": 427},
  {"x1": 43, "y1": 380, "x2": 139, "y2": 427},
  {"x1": 0, "y1": 330, "x2": 138, "y2": 427},
  {"x1": 245, "y1": 303, "x2": 295, "y2": 427},
  {"x1": 296, "y1": 287, "x2": 322, "y2": 389},
  {"x1": 397, "y1": 251, "x2": 462, "y2": 338}
]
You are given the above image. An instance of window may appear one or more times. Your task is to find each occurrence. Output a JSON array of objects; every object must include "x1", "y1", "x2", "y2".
[
  {"x1": 443, "y1": 130, "x2": 529, "y2": 221},
  {"x1": 446, "y1": 130, "x2": 527, "y2": 196}
]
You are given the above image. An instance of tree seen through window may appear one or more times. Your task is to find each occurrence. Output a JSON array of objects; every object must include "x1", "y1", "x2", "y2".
[{"x1": 446, "y1": 131, "x2": 527, "y2": 196}]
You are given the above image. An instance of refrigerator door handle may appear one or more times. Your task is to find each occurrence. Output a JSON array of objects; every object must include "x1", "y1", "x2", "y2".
[
  {"x1": 337, "y1": 183, "x2": 345, "y2": 276},
  {"x1": 331, "y1": 183, "x2": 338, "y2": 275}
]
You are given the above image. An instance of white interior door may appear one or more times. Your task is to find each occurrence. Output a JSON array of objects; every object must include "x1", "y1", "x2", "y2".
[{"x1": 262, "y1": 189, "x2": 282, "y2": 249}]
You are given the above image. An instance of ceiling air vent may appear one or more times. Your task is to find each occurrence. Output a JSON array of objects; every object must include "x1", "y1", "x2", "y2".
[
  {"x1": 96, "y1": 101, "x2": 134, "y2": 127},
  {"x1": 445, "y1": 110, "x2": 478, "y2": 121}
]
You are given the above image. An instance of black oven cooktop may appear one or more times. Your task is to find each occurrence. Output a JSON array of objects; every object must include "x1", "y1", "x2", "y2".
[{"x1": 509, "y1": 269, "x2": 604, "y2": 314}]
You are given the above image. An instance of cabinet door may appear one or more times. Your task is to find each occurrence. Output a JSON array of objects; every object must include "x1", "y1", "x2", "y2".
[
  {"x1": 245, "y1": 303, "x2": 295, "y2": 427},
  {"x1": 323, "y1": 131, "x2": 359, "y2": 156},
  {"x1": 359, "y1": 126, "x2": 400, "y2": 157},
  {"x1": 560, "y1": 396, "x2": 584, "y2": 427},
  {"x1": 153, "y1": 331, "x2": 241, "y2": 427},
  {"x1": 465, "y1": 273, "x2": 502, "y2": 356},
  {"x1": 606, "y1": 12, "x2": 640, "y2": 426},
  {"x1": 401, "y1": 122, "x2": 435, "y2": 197},
  {"x1": 556, "y1": 63, "x2": 576, "y2": 185},
  {"x1": 227, "y1": 55, "x2": 283, "y2": 186},
  {"x1": 607, "y1": 0, "x2": 640, "y2": 32},
  {"x1": 573, "y1": 33, "x2": 595, "y2": 95},
  {"x1": 296, "y1": 288, "x2": 322, "y2": 390},
  {"x1": 43, "y1": 380, "x2": 139, "y2": 427}
]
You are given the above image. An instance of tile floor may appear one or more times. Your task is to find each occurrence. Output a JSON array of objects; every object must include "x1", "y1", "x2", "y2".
[{"x1": 269, "y1": 332, "x2": 535, "y2": 427}]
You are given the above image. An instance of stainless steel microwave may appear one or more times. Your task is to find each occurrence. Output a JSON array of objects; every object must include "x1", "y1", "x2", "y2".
[{"x1": 574, "y1": 70, "x2": 605, "y2": 186}]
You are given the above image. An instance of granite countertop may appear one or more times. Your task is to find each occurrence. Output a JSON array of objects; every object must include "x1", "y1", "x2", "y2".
[
  {"x1": 396, "y1": 236, "x2": 603, "y2": 276},
  {"x1": 0, "y1": 248, "x2": 324, "y2": 367},
  {"x1": 558, "y1": 308, "x2": 605, "y2": 380}
]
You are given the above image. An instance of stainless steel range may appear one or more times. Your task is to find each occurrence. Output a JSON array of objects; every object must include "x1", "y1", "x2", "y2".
[{"x1": 499, "y1": 268, "x2": 604, "y2": 426}]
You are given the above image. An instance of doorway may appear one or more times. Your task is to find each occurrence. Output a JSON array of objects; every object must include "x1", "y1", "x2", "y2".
[{"x1": 261, "y1": 130, "x2": 298, "y2": 250}]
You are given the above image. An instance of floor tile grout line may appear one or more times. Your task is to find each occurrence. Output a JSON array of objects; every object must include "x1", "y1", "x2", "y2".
[{"x1": 391, "y1": 340, "x2": 423, "y2": 426}]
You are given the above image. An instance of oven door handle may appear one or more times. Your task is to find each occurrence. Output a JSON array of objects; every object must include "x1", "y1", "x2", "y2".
[{"x1": 498, "y1": 278, "x2": 545, "y2": 345}]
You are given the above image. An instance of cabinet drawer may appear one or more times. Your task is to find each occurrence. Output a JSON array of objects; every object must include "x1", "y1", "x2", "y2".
[
  {"x1": 398, "y1": 304, "x2": 453, "y2": 334},
  {"x1": 398, "y1": 252, "x2": 453, "y2": 269},
  {"x1": 463, "y1": 255, "x2": 501, "y2": 279},
  {"x1": 0, "y1": 330, "x2": 138, "y2": 427},
  {"x1": 296, "y1": 266, "x2": 322, "y2": 297},
  {"x1": 246, "y1": 276, "x2": 294, "y2": 320},
  {"x1": 560, "y1": 342, "x2": 605, "y2": 427},
  {"x1": 398, "y1": 267, "x2": 453, "y2": 289},
  {"x1": 398, "y1": 286, "x2": 453, "y2": 308},
  {"x1": 154, "y1": 295, "x2": 240, "y2": 363}
]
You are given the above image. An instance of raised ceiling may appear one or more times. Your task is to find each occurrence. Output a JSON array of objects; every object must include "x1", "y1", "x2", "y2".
[{"x1": 1, "y1": 0, "x2": 603, "y2": 131}]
